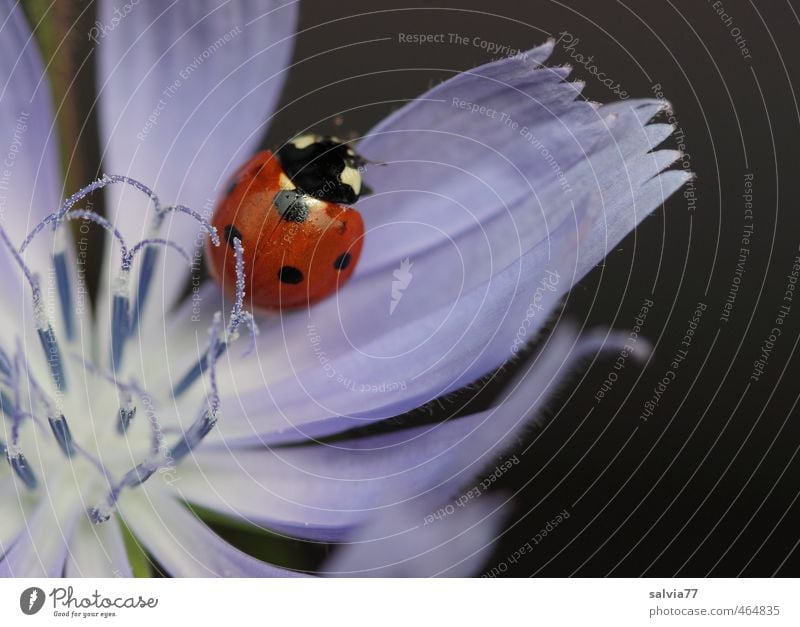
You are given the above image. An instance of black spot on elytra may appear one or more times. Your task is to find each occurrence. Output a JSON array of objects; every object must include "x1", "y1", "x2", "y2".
[
  {"x1": 223, "y1": 224, "x2": 242, "y2": 248},
  {"x1": 224, "y1": 177, "x2": 238, "y2": 197},
  {"x1": 333, "y1": 252, "x2": 351, "y2": 271},
  {"x1": 277, "y1": 265, "x2": 303, "y2": 284}
]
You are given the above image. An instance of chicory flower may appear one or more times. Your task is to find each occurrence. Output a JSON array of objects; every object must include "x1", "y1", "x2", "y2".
[{"x1": 0, "y1": 0, "x2": 688, "y2": 577}]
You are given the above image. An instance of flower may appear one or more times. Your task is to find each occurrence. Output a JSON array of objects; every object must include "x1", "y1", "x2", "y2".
[{"x1": 0, "y1": 0, "x2": 689, "y2": 577}]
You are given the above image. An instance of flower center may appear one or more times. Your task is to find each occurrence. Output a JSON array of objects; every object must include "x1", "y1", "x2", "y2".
[{"x1": 0, "y1": 175, "x2": 254, "y2": 525}]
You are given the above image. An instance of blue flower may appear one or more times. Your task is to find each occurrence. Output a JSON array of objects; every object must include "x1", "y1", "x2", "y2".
[{"x1": 0, "y1": 0, "x2": 688, "y2": 577}]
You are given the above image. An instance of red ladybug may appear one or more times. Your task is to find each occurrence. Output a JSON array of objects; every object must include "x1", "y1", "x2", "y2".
[{"x1": 207, "y1": 135, "x2": 367, "y2": 310}]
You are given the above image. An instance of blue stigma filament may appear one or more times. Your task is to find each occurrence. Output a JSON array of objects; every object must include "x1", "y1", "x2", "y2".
[
  {"x1": 88, "y1": 501, "x2": 115, "y2": 525},
  {"x1": 161, "y1": 205, "x2": 219, "y2": 246},
  {"x1": 18, "y1": 173, "x2": 136, "y2": 255},
  {"x1": 239, "y1": 312, "x2": 259, "y2": 357},
  {"x1": 52, "y1": 249, "x2": 75, "y2": 341},
  {"x1": 113, "y1": 239, "x2": 190, "y2": 370},
  {"x1": 99, "y1": 175, "x2": 163, "y2": 215},
  {"x1": 64, "y1": 209, "x2": 128, "y2": 254},
  {"x1": 17, "y1": 176, "x2": 216, "y2": 371},
  {"x1": 9, "y1": 343, "x2": 79, "y2": 470},
  {"x1": 6, "y1": 376, "x2": 22, "y2": 447},
  {"x1": 169, "y1": 410, "x2": 218, "y2": 464},
  {"x1": 19, "y1": 172, "x2": 163, "y2": 257},
  {"x1": 0, "y1": 349, "x2": 11, "y2": 378},
  {"x1": 68, "y1": 355, "x2": 160, "y2": 448},
  {"x1": 6, "y1": 448, "x2": 37, "y2": 490},
  {"x1": 16, "y1": 180, "x2": 199, "y2": 385},
  {"x1": 19, "y1": 176, "x2": 161, "y2": 365},
  {"x1": 57, "y1": 209, "x2": 134, "y2": 387},
  {"x1": 43, "y1": 175, "x2": 214, "y2": 236},
  {"x1": 89, "y1": 460, "x2": 158, "y2": 524},
  {"x1": 91, "y1": 409, "x2": 217, "y2": 521},
  {"x1": 172, "y1": 237, "x2": 249, "y2": 399},
  {"x1": 127, "y1": 238, "x2": 190, "y2": 267},
  {"x1": 23, "y1": 206, "x2": 137, "y2": 393},
  {"x1": 8, "y1": 347, "x2": 28, "y2": 446},
  {"x1": 5, "y1": 175, "x2": 254, "y2": 522},
  {"x1": 117, "y1": 399, "x2": 137, "y2": 434},
  {"x1": 36, "y1": 324, "x2": 67, "y2": 392},
  {"x1": 21, "y1": 175, "x2": 216, "y2": 259},
  {"x1": 173, "y1": 312, "x2": 228, "y2": 402},
  {"x1": 171, "y1": 341, "x2": 227, "y2": 399},
  {"x1": 0, "y1": 215, "x2": 69, "y2": 392},
  {"x1": 129, "y1": 223, "x2": 210, "y2": 335},
  {"x1": 206, "y1": 313, "x2": 223, "y2": 416},
  {"x1": 17, "y1": 176, "x2": 112, "y2": 254},
  {"x1": 119, "y1": 460, "x2": 159, "y2": 490},
  {"x1": 64, "y1": 209, "x2": 131, "y2": 371},
  {"x1": 110, "y1": 285, "x2": 131, "y2": 373},
  {"x1": 129, "y1": 244, "x2": 158, "y2": 335},
  {"x1": 48, "y1": 414, "x2": 76, "y2": 457},
  {"x1": 230, "y1": 237, "x2": 246, "y2": 327},
  {"x1": 91, "y1": 306, "x2": 227, "y2": 521},
  {"x1": 128, "y1": 207, "x2": 217, "y2": 335},
  {"x1": 0, "y1": 392, "x2": 12, "y2": 420}
]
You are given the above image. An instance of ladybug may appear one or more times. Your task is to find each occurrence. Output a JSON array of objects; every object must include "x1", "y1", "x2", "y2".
[{"x1": 207, "y1": 134, "x2": 367, "y2": 310}]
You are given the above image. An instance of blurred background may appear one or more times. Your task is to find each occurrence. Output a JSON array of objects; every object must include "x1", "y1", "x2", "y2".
[{"x1": 23, "y1": 0, "x2": 800, "y2": 576}]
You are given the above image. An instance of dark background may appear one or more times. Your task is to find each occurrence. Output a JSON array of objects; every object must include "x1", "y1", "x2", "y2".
[{"x1": 30, "y1": 0, "x2": 800, "y2": 576}]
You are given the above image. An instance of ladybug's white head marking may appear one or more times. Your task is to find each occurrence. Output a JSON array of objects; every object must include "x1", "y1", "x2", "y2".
[
  {"x1": 289, "y1": 133, "x2": 320, "y2": 150},
  {"x1": 340, "y1": 163, "x2": 362, "y2": 197}
]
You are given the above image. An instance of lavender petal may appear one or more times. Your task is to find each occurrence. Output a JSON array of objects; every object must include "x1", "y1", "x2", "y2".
[
  {"x1": 118, "y1": 487, "x2": 305, "y2": 577},
  {"x1": 187, "y1": 49, "x2": 687, "y2": 445},
  {"x1": 95, "y1": 0, "x2": 298, "y2": 316},
  {"x1": 323, "y1": 495, "x2": 506, "y2": 577},
  {"x1": 178, "y1": 326, "x2": 639, "y2": 540},
  {"x1": 0, "y1": 0, "x2": 61, "y2": 262},
  {"x1": 0, "y1": 484, "x2": 80, "y2": 577},
  {"x1": 64, "y1": 516, "x2": 133, "y2": 577}
]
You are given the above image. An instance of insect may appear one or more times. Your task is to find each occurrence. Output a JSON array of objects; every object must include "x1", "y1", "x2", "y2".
[{"x1": 207, "y1": 134, "x2": 367, "y2": 310}]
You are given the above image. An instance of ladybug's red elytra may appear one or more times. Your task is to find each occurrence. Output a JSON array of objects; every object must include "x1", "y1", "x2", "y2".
[{"x1": 206, "y1": 134, "x2": 367, "y2": 310}]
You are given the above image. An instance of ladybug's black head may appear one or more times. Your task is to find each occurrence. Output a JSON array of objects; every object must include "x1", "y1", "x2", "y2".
[{"x1": 276, "y1": 134, "x2": 366, "y2": 205}]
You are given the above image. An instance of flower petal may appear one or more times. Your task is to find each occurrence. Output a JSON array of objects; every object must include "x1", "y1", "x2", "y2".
[
  {"x1": 323, "y1": 495, "x2": 505, "y2": 577},
  {"x1": 200, "y1": 48, "x2": 687, "y2": 444},
  {"x1": 0, "y1": 0, "x2": 61, "y2": 251},
  {"x1": 64, "y1": 516, "x2": 132, "y2": 577},
  {"x1": 0, "y1": 475, "x2": 34, "y2": 556},
  {"x1": 118, "y1": 486, "x2": 303, "y2": 577},
  {"x1": 0, "y1": 480, "x2": 80, "y2": 577},
  {"x1": 188, "y1": 191, "x2": 582, "y2": 445},
  {"x1": 178, "y1": 325, "x2": 635, "y2": 540},
  {"x1": 354, "y1": 41, "x2": 600, "y2": 273},
  {"x1": 0, "y1": 1, "x2": 61, "y2": 336},
  {"x1": 96, "y1": 0, "x2": 298, "y2": 313}
]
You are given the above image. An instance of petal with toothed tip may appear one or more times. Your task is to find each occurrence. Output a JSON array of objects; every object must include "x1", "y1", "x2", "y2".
[{"x1": 185, "y1": 52, "x2": 689, "y2": 445}]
